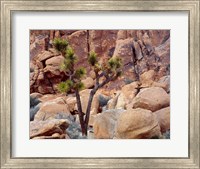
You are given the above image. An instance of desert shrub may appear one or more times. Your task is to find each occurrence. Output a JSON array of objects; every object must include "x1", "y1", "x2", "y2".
[
  {"x1": 30, "y1": 105, "x2": 40, "y2": 121},
  {"x1": 30, "y1": 96, "x2": 41, "y2": 108},
  {"x1": 52, "y1": 38, "x2": 68, "y2": 55}
]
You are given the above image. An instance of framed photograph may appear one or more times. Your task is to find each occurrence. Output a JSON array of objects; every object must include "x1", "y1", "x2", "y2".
[{"x1": 0, "y1": 0, "x2": 199, "y2": 168}]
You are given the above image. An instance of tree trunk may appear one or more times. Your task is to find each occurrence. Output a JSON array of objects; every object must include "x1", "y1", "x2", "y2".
[
  {"x1": 75, "y1": 90, "x2": 87, "y2": 136},
  {"x1": 84, "y1": 89, "x2": 96, "y2": 135}
]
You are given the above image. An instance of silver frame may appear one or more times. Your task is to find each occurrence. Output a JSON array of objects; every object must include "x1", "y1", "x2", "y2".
[{"x1": 1, "y1": 0, "x2": 199, "y2": 168}]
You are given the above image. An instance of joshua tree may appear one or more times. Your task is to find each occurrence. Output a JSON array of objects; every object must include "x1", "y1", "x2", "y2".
[{"x1": 53, "y1": 38, "x2": 122, "y2": 136}]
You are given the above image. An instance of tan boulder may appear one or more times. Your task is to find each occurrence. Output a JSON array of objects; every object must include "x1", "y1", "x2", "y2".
[
  {"x1": 107, "y1": 92, "x2": 121, "y2": 109},
  {"x1": 66, "y1": 97, "x2": 77, "y2": 112},
  {"x1": 121, "y1": 81, "x2": 139, "y2": 104},
  {"x1": 36, "y1": 50, "x2": 54, "y2": 62},
  {"x1": 34, "y1": 102, "x2": 70, "y2": 121},
  {"x1": 115, "y1": 93, "x2": 126, "y2": 109},
  {"x1": 93, "y1": 109, "x2": 125, "y2": 139},
  {"x1": 132, "y1": 87, "x2": 170, "y2": 112},
  {"x1": 154, "y1": 107, "x2": 170, "y2": 133},
  {"x1": 30, "y1": 92, "x2": 43, "y2": 99},
  {"x1": 81, "y1": 77, "x2": 94, "y2": 89},
  {"x1": 140, "y1": 70, "x2": 155, "y2": 87},
  {"x1": 30, "y1": 119, "x2": 69, "y2": 139},
  {"x1": 45, "y1": 55, "x2": 64, "y2": 67},
  {"x1": 115, "y1": 108, "x2": 161, "y2": 139},
  {"x1": 158, "y1": 75, "x2": 170, "y2": 93}
]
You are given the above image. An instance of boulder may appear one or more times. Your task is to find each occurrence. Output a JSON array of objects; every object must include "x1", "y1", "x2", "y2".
[
  {"x1": 34, "y1": 102, "x2": 70, "y2": 121},
  {"x1": 121, "y1": 81, "x2": 139, "y2": 104},
  {"x1": 132, "y1": 87, "x2": 170, "y2": 111},
  {"x1": 81, "y1": 77, "x2": 94, "y2": 89},
  {"x1": 115, "y1": 108, "x2": 161, "y2": 139},
  {"x1": 93, "y1": 109, "x2": 125, "y2": 139},
  {"x1": 66, "y1": 96, "x2": 77, "y2": 112},
  {"x1": 30, "y1": 92, "x2": 43, "y2": 99},
  {"x1": 154, "y1": 107, "x2": 170, "y2": 133},
  {"x1": 107, "y1": 92, "x2": 121, "y2": 109},
  {"x1": 36, "y1": 51, "x2": 54, "y2": 62},
  {"x1": 158, "y1": 75, "x2": 170, "y2": 93},
  {"x1": 140, "y1": 70, "x2": 155, "y2": 87},
  {"x1": 30, "y1": 119, "x2": 69, "y2": 139}
]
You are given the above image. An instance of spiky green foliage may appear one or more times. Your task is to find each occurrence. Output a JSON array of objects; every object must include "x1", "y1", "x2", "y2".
[
  {"x1": 74, "y1": 67, "x2": 86, "y2": 79},
  {"x1": 65, "y1": 47, "x2": 77, "y2": 62},
  {"x1": 53, "y1": 38, "x2": 68, "y2": 54},
  {"x1": 108, "y1": 57, "x2": 122, "y2": 70},
  {"x1": 66, "y1": 79, "x2": 74, "y2": 88},
  {"x1": 57, "y1": 82, "x2": 70, "y2": 93},
  {"x1": 88, "y1": 51, "x2": 98, "y2": 66},
  {"x1": 60, "y1": 47, "x2": 77, "y2": 72},
  {"x1": 74, "y1": 82, "x2": 85, "y2": 91}
]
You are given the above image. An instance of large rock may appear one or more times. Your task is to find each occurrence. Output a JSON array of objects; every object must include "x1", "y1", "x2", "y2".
[
  {"x1": 154, "y1": 107, "x2": 170, "y2": 133},
  {"x1": 36, "y1": 50, "x2": 54, "y2": 62},
  {"x1": 140, "y1": 70, "x2": 155, "y2": 87},
  {"x1": 75, "y1": 89, "x2": 99, "y2": 115},
  {"x1": 93, "y1": 109, "x2": 125, "y2": 139},
  {"x1": 81, "y1": 77, "x2": 94, "y2": 89},
  {"x1": 30, "y1": 119, "x2": 69, "y2": 139},
  {"x1": 158, "y1": 75, "x2": 170, "y2": 93},
  {"x1": 115, "y1": 108, "x2": 161, "y2": 139},
  {"x1": 121, "y1": 81, "x2": 139, "y2": 104},
  {"x1": 132, "y1": 87, "x2": 170, "y2": 111},
  {"x1": 34, "y1": 101, "x2": 70, "y2": 121}
]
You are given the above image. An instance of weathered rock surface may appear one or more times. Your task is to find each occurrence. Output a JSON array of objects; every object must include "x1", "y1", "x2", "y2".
[
  {"x1": 81, "y1": 77, "x2": 94, "y2": 89},
  {"x1": 30, "y1": 30, "x2": 170, "y2": 94},
  {"x1": 34, "y1": 101, "x2": 70, "y2": 121},
  {"x1": 158, "y1": 75, "x2": 170, "y2": 93},
  {"x1": 121, "y1": 81, "x2": 139, "y2": 104},
  {"x1": 115, "y1": 108, "x2": 161, "y2": 139},
  {"x1": 93, "y1": 109, "x2": 125, "y2": 139},
  {"x1": 132, "y1": 87, "x2": 170, "y2": 112},
  {"x1": 154, "y1": 107, "x2": 170, "y2": 133},
  {"x1": 30, "y1": 119, "x2": 69, "y2": 139}
]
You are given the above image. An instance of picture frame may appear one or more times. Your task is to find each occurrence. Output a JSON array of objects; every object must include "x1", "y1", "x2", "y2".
[{"x1": 0, "y1": 0, "x2": 199, "y2": 168}]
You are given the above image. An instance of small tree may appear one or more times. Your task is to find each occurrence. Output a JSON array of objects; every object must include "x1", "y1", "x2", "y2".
[{"x1": 53, "y1": 38, "x2": 122, "y2": 136}]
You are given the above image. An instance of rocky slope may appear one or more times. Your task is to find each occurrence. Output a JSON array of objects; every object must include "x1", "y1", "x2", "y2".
[
  {"x1": 30, "y1": 30, "x2": 170, "y2": 139},
  {"x1": 30, "y1": 30, "x2": 170, "y2": 94}
]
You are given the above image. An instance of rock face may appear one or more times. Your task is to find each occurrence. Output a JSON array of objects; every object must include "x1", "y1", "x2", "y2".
[
  {"x1": 115, "y1": 108, "x2": 161, "y2": 139},
  {"x1": 131, "y1": 87, "x2": 170, "y2": 112},
  {"x1": 93, "y1": 109, "x2": 125, "y2": 139},
  {"x1": 30, "y1": 30, "x2": 170, "y2": 94},
  {"x1": 30, "y1": 119, "x2": 69, "y2": 139},
  {"x1": 154, "y1": 107, "x2": 170, "y2": 133},
  {"x1": 30, "y1": 50, "x2": 67, "y2": 94}
]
